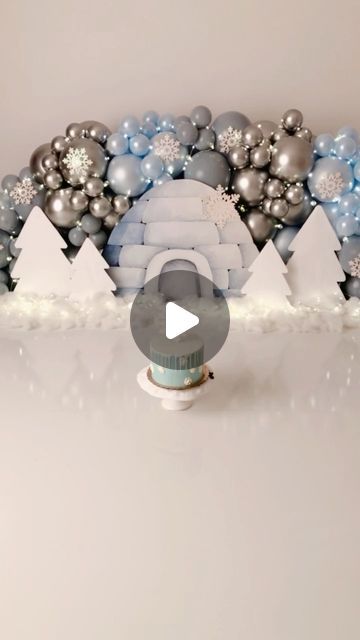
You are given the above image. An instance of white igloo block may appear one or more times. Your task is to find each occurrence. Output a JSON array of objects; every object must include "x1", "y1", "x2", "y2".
[
  {"x1": 219, "y1": 221, "x2": 253, "y2": 244},
  {"x1": 239, "y1": 243, "x2": 259, "y2": 268},
  {"x1": 212, "y1": 268, "x2": 229, "y2": 290},
  {"x1": 119, "y1": 245, "x2": 165, "y2": 268},
  {"x1": 144, "y1": 222, "x2": 219, "y2": 248},
  {"x1": 195, "y1": 244, "x2": 242, "y2": 269},
  {"x1": 108, "y1": 222, "x2": 145, "y2": 246},
  {"x1": 121, "y1": 201, "x2": 148, "y2": 223},
  {"x1": 142, "y1": 198, "x2": 204, "y2": 223},
  {"x1": 229, "y1": 268, "x2": 250, "y2": 290},
  {"x1": 108, "y1": 267, "x2": 145, "y2": 288}
]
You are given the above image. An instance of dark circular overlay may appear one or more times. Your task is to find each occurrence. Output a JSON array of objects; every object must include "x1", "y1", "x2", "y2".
[{"x1": 130, "y1": 270, "x2": 230, "y2": 368}]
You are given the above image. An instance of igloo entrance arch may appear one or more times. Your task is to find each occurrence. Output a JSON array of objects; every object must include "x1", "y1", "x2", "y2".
[
  {"x1": 103, "y1": 179, "x2": 259, "y2": 296},
  {"x1": 145, "y1": 249, "x2": 213, "y2": 298}
]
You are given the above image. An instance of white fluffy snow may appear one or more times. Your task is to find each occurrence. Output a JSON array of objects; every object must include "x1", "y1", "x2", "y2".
[{"x1": 0, "y1": 292, "x2": 360, "y2": 332}]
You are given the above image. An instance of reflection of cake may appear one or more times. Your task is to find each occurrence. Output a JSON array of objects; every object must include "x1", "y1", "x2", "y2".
[{"x1": 149, "y1": 335, "x2": 204, "y2": 390}]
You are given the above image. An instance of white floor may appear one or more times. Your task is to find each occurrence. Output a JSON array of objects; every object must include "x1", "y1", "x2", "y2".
[{"x1": 0, "y1": 329, "x2": 360, "y2": 640}]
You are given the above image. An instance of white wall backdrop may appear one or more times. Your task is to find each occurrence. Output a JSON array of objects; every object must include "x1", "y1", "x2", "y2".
[{"x1": 0, "y1": 0, "x2": 358, "y2": 177}]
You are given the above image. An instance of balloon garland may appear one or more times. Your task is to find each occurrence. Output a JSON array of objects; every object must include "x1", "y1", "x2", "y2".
[{"x1": 0, "y1": 107, "x2": 360, "y2": 298}]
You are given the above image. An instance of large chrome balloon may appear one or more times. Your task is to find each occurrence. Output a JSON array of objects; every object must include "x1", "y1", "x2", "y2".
[
  {"x1": 230, "y1": 168, "x2": 267, "y2": 205},
  {"x1": 107, "y1": 154, "x2": 149, "y2": 197},
  {"x1": 45, "y1": 188, "x2": 82, "y2": 228},
  {"x1": 30, "y1": 143, "x2": 52, "y2": 183},
  {"x1": 270, "y1": 136, "x2": 314, "y2": 183},
  {"x1": 59, "y1": 138, "x2": 107, "y2": 186},
  {"x1": 184, "y1": 150, "x2": 231, "y2": 188}
]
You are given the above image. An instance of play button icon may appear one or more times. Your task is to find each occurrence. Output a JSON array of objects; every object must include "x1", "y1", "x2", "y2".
[
  {"x1": 130, "y1": 270, "x2": 230, "y2": 368},
  {"x1": 166, "y1": 302, "x2": 199, "y2": 339}
]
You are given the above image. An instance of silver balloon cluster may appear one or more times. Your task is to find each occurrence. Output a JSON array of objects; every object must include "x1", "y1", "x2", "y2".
[
  {"x1": 225, "y1": 109, "x2": 315, "y2": 243},
  {"x1": 30, "y1": 120, "x2": 130, "y2": 257}
]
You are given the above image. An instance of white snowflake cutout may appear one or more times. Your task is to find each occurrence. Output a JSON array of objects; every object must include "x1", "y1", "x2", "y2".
[
  {"x1": 62, "y1": 147, "x2": 93, "y2": 180},
  {"x1": 153, "y1": 135, "x2": 181, "y2": 162},
  {"x1": 10, "y1": 178, "x2": 37, "y2": 206},
  {"x1": 202, "y1": 185, "x2": 240, "y2": 229},
  {"x1": 316, "y1": 172, "x2": 345, "y2": 200},
  {"x1": 349, "y1": 253, "x2": 360, "y2": 278},
  {"x1": 218, "y1": 126, "x2": 242, "y2": 154}
]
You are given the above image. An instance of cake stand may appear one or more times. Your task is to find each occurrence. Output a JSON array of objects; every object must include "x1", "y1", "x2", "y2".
[{"x1": 137, "y1": 365, "x2": 213, "y2": 411}]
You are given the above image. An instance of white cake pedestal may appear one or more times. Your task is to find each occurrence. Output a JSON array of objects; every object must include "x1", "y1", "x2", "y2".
[{"x1": 137, "y1": 365, "x2": 212, "y2": 411}]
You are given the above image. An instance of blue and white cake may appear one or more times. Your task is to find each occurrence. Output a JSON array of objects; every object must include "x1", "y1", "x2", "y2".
[{"x1": 149, "y1": 335, "x2": 204, "y2": 389}]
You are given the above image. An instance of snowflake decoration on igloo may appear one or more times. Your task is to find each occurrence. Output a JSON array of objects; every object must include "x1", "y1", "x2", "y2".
[
  {"x1": 218, "y1": 126, "x2": 243, "y2": 154},
  {"x1": 154, "y1": 135, "x2": 181, "y2": 162},
  {"x1": 202, "y1": 185, "x2": 240, "y2": 229},
  {"x1": 10, "y1": 178, "x2": 37, "y2": 206},
  {"x1": 316, "y1": 172, "x2": 346, "y2": 200},
  {"x1": 349, "y1": 254, "x2": 360, "y2": 278},
  {"x1": 62, "y1": 147, "x2": 93, "y2": 180}
]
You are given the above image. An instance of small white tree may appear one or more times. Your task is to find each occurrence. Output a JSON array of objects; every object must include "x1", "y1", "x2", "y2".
[
  {"x1": 241, "y1": 240, "x2": 291, "y2": 307},
  {"x1": 12, "y1": 206, "x2": 71, "y2": 296},
  {"x1": 287, "y1": 206, "x2": 345, "y2": 307},
  {"x1": 70, "y1": 238, "x2": 116, "y2": 300}
]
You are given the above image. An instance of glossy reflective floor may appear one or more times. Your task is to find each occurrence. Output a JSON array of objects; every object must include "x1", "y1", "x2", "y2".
[{"x1": 1, "y1": 329, "x2": 360, "y2": 640}]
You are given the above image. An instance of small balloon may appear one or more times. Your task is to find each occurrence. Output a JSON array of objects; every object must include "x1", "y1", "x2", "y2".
[
  {"x1": 129, "y1": 133, "x2": 150, "y2": 157},
  {"x1": 228, "y1": 145, "x2": 249, "y2": 169},
  {"x1": 338, "y1": 236, "x2": 360, "y2": 274},
  {"x1": 244, "y1": 210, "x2": 277, "y2": 242},
  {"x1": 51, "y1": 135, "x2": 67, "y2": 154},
  {"x1": 281, "y1": 108, "x2": 303, "y2": 132},
  {"x1": 141, "y1": 155, "x2": 164, "y2": 180},
  {"x1": 254, "y1": 120, "x2": 277, "y2": 140},
  {"x1": 107, "y1": 155, "x2": 149, "y2": 196},
  {"x1": 314, "y1": 133, "x2": 334, "y2": 157},
  {"x1": 230, "y1": 168, "x2": 267, "y2": 205},
  {"x1": 270, "y1": 136, "x2": 314, "y2": 183},
  {"x1": 195, "y1": 128, "x2": 216, "y2": 151},
  {"x1": 0, "y1": 208, "x2": 18, "y2": 233},
  {"x1": 45, "y1": 188, "x2": 82, "y2": 228},
  {"x1": 89, "y1": 195, "x2": 112, "y2": 219},
  {"x1": 285, "y1": 184, "x2": 304, "y2": 205},
  {"x1": 265, "y1": 178, "x2": 285, "y2": 199},
  {"x1": 336, "y1": 215, "x2": 358, "y2": 237},
  {"x1": 80, "y1": 213, "x2": 102, "y2": 234},
  {"x1": 44, "y1": 170, "x2": 63, "y2": 190},
  {"x1": 242, "y1": 124, "x2": 263, "y2": 149},
  {"x1": 68, "y1": 226, "x2": 87, "y2": 247},
  {"x1": 250, "y1": 142, "x2": 271, "y2": 168},
  {"x1": 282, "y1": 190, "x2": 314, "y2": 226},
  {"x1": 66, "y1": 122, "x2": 84, "y2": 139},
  {"x1": 83, "y1": 177, "x2": 104, "y2": 197},
  {"x1": 335, "y1": 136, "x2": 357, "y2": 160},
  {"x1": 82, "y1": 121, "x2": 111, "y2": 144},
  {"x1": 30, "y1": 143, "x2": 52, "y2": 183},
  {"x1": 106, "y1": 133, "x2": 129, "y2": 156},
  {"x1": 270, "y1": 198, "x2": 289, "y2": 219},
  {"x1": 89, "y1": 230, "x2": 107, "y2": 249},
  {"x1": 112, "y1": 194, "x2": 130, "y2": 215},
  {"x1": 143, "y1": 111, "x2": 159, "y2": 126},
  {"x1": 190, "y1": 105, "x2": 212, "y2": 128},
  {"x1": 185, "y1": 150, "x2": 231, "y2": 189},
  {"x1": 262, "y1": 198, "x2": 273, "y2": 215},
  {"x1": 103, "y1": 211, "x2": 121, "y2": 231},
  {"x1": 344, "y1": 276, "x2": 360, "y2": 299},
  {"x1": 1, "y1": 175, "x2": 18, "y2": 192},
  {"x1": 70, "y1": 190, "x2": 89, "y2": 212},
  {"x1": 295, "y1": 128, "x2": 312, "y2": 142},
  {"x1": 42, "y1": 153, "x2": 58, "y2": 171},
  {"x1": 158, "y1": 113, "x2": 175, "y2": 131},
  {"x1": 119, "y1": 114, "x2": 141, "y2": 138},
  {"x1": 175, "y1": 120, "x2": 198, "y2": 145}
]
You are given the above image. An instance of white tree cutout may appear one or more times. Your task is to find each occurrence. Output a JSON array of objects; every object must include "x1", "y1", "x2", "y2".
[
  {"x1": 12, "y1": 206, "x2": 71, "y2": 296},
  {"x1": 241, "y1": 240, "x2": 291, "y2": 307},
  {"x1": 70, "y1": 238, "x2": 116, "y2": 300},
  {"x1": 287, "y1": 205, "x2": 345, "y2": 307}
]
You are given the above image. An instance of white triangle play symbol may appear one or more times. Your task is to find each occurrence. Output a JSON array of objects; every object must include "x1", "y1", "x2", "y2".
[{"x1": 165, "y1": 302, "x2": 199, "y2": 340}]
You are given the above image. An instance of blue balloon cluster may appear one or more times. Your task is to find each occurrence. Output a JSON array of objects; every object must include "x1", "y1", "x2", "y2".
[
  {"x1": 309, "y1": 126, "x2": 360, "y2": 239},
  {"x1": 106, "y1": 107, "x2": 215, "y2": 197}
]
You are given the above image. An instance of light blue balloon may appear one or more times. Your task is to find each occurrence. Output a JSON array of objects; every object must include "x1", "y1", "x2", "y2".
[
  {"x1": 175, "y1": 120, "x2": 198, "y2": 145},
  {"x1": 143, "y1": 111, "x2": 159, "y2": 126},
  {"x1": 322, "y1": 202, "x2": 340, "y2": 228},
  {"x1": 337, "y1": 125, "x2": 360, "y2": 145},
  {"x1": 354, "y1": 160, "x2": 360, "y2": 181},
  {"x1": 129, "y1": 133, "x2": 150, "y2": 157},
  {"x1": 339, "y1": 236, "x2": 360, "y2": 273},
  {"x1": 273, "y1": 226, "x2": 299, "y2": 263},
  {"x1": 140, "y1": 155, "x2": 164, "y2": 180},
  {"x1": 336, "y1": 215, "x2": 358, "y2": 237},
  {"x1": 190, "y1": 105, "x2": 212, "y2": 128},
  {"x1": 150, "y1": 133, "x2": 187, "y2": 177},
  {"x1": 159, "y1": 113, "x2": 175, "y2": 132},
  {"x1": 335, "y1": 136, "x2": 357, "y2": 160},
  {"x1": 308, "y1": 156, "x2": 353, "y2": 202},
  {"x1": 153, "y1": 173, "x2": 173, "y2": 187},
  {"x1": 174, "y1": 115, "x2": 191, "y2": 129},
  {"x1": 119, "y1": 115, "x2": 140, "y2": 138},
  {"x1": 314, "y1": 133, "x2": 334, "y2": 157},
  {"x1": 140, "y1": 122, "x2": 157, "y2": 138},
  {"x1": 107, "y1": 154, "x2": 149, "y2": 197},
  {"x1": 338, "y1": 192, "x2": 360, "y2": 214},
  {"x1": 106, "y1": 133, "x2": 128, "y2": 156}
]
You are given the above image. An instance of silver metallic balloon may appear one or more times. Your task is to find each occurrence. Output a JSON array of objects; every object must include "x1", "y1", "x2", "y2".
[
  {"x1": 281, "y1": 190, "x2": 314, "y2": 226},
  {"x1": 45, "y1": 188, "x2": 82, "y2": 228},
  {"x1": 230, "y1": 168, "x2": 267, "y2": 205},
  {"x1": 228, "y1": 145, "x2": 249, "y2": 169},
  {"x1": 243, "y1": 210, "x2": 277, "y2": 242},
  {"x1": 83, "y1": 177, "x2": 104, "y2": 197},
  {"x1": 272, "y1": 128, "x2": 288, "y2": 142},
  {"x1": 250, "y1": 142, "x2": 271, "y2": 168},
  {"x1": 270, "y1": 197, "x2": 289, "y2": 219},
  {"x1": 51, "y1": 135, "x2": 67, "y2": 154},
  {"x1": 1, "y1": 175, "x2": 18, "y2": 191},
  {"x1": 273, "y1": 226, "x2": 300, "y2": 263},
  {"x1": 254, "y1": 120, "x2": 277, "y2": 140},
  {"x1": 70, "y1": 190, "x2": 89, "y2": 212},
  {"x1": 281, "y1": 108, "x2": 303, "y2": 132},
  {"x1": 262, "y1": 197, "x2": 273, "y2": 215},
  {"x1": 112, "y1": 194, "x2": 130, "y2": 215},
  {"x1": 184, "y1": 150, "x2": 231, "y2": 188},
  {"x1": 42, "y1": 153, "x2": 58, "y2": 171},
  {"x1": 295, "y1": 127, "x2": 312, "y2": 142},
  {"x1": 103, "y1": 211, "x2": 121, "y2": 230},
  {"x1": 60, "y1": 138, "x2": 107, "y2": 186},
  {"x1": 344, "y1": 276, "x2": 360, "y2": 298},
  {"x1": 270, "y1": 136, "x2": 314, "y2": 183},
  {"x1": 44, "y1": 169, "x2": 63, "y2": 190},
  {"x1": 285, "y1": 184, "x2": 304, "y2": 205},
  {"x1": 81, "y1": 120, "x2": 111, "y2": 144},
  {"x1": 30, "y1": 143, "x2": 52, "y2": 183},
  {"x1": 66, "y1": 122, "x2": 85, "y2": 139},
  {"x1": 242, "y1": 124, "x2": 263, "y2": 149},
  {"x1": 89, "y1": 195, "x2": 112, "y2": 219},
  {"x1": 264, "y1": 178, "x2": 285, "y2": 199}
]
